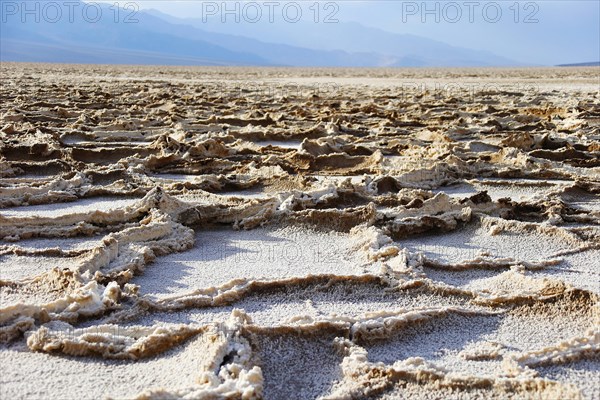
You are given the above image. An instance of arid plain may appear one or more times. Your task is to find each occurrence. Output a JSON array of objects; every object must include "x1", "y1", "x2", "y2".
[{"x1": 0, "y1": 64, "x2": 599, "y2": 399}]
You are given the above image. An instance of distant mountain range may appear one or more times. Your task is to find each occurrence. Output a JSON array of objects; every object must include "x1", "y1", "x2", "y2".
[
  {"x1": 1, "y1": 1, "x2": 524, "y2": 67},
  {"x1": 557, "y1": 62, "x2": 600, "y2": 67}
]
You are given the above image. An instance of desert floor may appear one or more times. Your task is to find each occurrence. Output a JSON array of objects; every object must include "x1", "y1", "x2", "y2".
[{"x1": 0, "y1": 64, "x2": 599, "y2": 399}]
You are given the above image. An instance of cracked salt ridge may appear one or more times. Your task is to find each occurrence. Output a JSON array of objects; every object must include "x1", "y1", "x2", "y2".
[
  {"x1": 172, "y1": 185, "x2": 272, "y2": 200},
  {"x1": 421, "y1": 267, "x2": 507, "y2": 291},
  {"x1": 399, "y1": 219, "x2": 599, "y2": 293},
  {"x1": 567, "y1": 200, "x2": 600, "y2": 212},
  {"x1": 70, "y1": 142, "x2": 152, "y2": 150},
  {"x1": 60, "y1": 134, "x2": 156, "y2": 145},
  {"x1": 254, "y1": 140, "x2": 302, "y2": 150},
  {"x1": 148, "y1": 173, "x2": 207, "y2": 182},
  {"x1": 308, "y1": 175, "x2": 367, "y2": 186},
  {"x1": 0, "y1": 196, "x2": 143, "y2": 218},
  {"x1": 176, "y1": 189, "x2": 270, "y2": 201},
  {"x1": 115, "y1": 280, "x2": 478, "y2": 329},
  {"x1": 170, "y1": 182, "x2": 270, "y2": 199},
  {"x1": 559, "y1": 189, "x2": 600, "y2": 212},
  {"x1": 61, "y1": 136, "x2": 151, "y2": 147},
  {"x1": 472, "y1": 179, "x2": 573, "y2": 202},
  {"x1": 0, "y1": 337, "x2": 206, "y2": 400},
  {"x1": 431, "y1": 183, "x2": 479, "y2": 200},
  {"x1": 433, "y1": 179, "x2": 573, "y2": 201},
  {"x1": 218, "y1": 188, "x2": 270, "y2": 199},
  {"x1": 375, "y1": 384, "x2": 524, "y2": 400},
  {"x1": 398, "y1": 222, "x2": 574, "y2": 266},
  {"x1": 363, "y1": 301, "x2": 594, "y2": 381},
  {"x1": 365, "y1": 312, "x2": 506, "y2": 377},
  {"x1": 533, "y1": 250, "x2": 600, "y2": 294},
  {"x1": 1, "y1": 174, "x2": 58, "y2": 182},
  {"x1": 132, "y1": 226, "x2": 373, "y2": 299}
]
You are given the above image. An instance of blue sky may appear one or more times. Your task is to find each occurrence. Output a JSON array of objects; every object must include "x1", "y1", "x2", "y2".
[{"x1": 93, "y1": 1, "x2": 600, "y2": 65}]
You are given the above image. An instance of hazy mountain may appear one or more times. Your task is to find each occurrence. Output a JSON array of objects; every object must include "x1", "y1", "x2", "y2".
[
  {"x1": 1, "y1": 1, "x2": 522, "y2": 66},
  {"x1": 150, "y1": 10, "x2": 519, "y2": 67},
  {"x1": 141, "y1": 1, "x2": 599, "y2": 66},
  {"x1": 124, "y1": 10, "x2": 397, "y2": 67},
  {"x1": 0, "y1": 2, "x2": 269, "y2": 66},
  {"x1": 557, "y1": 62, "x2": 600, "y2": 67}
]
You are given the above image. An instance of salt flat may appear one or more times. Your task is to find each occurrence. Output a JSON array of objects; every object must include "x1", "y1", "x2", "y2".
[{"x1": 0, "y1": 64, "x2": 598, "y2": 399}]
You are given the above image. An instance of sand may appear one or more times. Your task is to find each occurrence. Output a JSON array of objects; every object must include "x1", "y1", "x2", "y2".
[{"x1": 0, "y1": 64, "x2": 599, "y2": 399}]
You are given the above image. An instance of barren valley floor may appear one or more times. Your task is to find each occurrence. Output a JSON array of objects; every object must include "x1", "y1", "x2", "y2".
[{"x1": 0, "y1": 64, "x2": 599, "y2": 399}]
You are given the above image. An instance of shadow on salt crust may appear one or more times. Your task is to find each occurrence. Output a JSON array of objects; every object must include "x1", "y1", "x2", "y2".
[{"x1": 132, "y1": 226, "x2": 370, "y2": 298}]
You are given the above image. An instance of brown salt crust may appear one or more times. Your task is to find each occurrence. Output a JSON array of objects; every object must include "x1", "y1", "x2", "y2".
[
  {"x1": 405, "y1": 214, "x2": 596, "y2": 273},
  {"x1": 383, "y1": 207, "x2": 473, "y2": 239},
  {"x1": 281, "y1": 204, "x2": 378, "y2": 233},
  {"x1": 103, "y1": 275, "x2": 589, "y2": 338},
  {"x1": 0, "y1": 212, "x2": 195, "y2": 289},
  {"x1": 13, "y1": 302, "x2": 593, "y2": 399},
  {"x1": 420, "y1": 254, "x2": 563, "y2": 271},
  {"x1": 0, "y1": 316, "x2": 36, "y2": 342},
  {"x1": 174, "y1": 195, "x2": 279, "y2": 226},
  {"x1": 347, "y1": 307, "x2": 498, "y2": 343},
  {"x1": 567, "y1": 226, "x2": 600, "y2": 243},
  {"x1": 414, "y1": 275, "x2": 596, "y2": 310},
  {"x1": 0, "y1": 189, "x2": 199, "y2": 239},
  {"x1": 0, "y1": 214, "x2": 196, "y2": 341},
  {"x1": 507, "y1": 288, "x2": 600, "y2": 326},
  {"x1": 126, "y1": 310, "x2": 264, "y2": 400},
  {"x1": 0, "y1": 281, "x2": 121, "y2": 341},
  {"x1": 0, "y1": 246, "x2": 89, "y2": 258},
  {"x1": 103, "y1": 275, "x2": 390, "y2": 323},
  {"x1": 0, "y1": 173, "x2": 85, "y2": 207},
  {"x1": 26, "y1": 320, "x2": 206, "y2": 360},
  {"x1": 327, "y1": 348, "x2": 582, "y2": 400},
  {"x1": 350, "y1": 225, "x2": 400, "y2": 262},
  {"x1": 478, "y1": 215, "x2": 585, "y2": 247},
  {"x1": 510, "y1": 330, "x2": 600, "y2": 368}
]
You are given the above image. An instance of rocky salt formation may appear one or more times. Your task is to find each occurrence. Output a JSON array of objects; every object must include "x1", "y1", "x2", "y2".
[{"x1": 0, "y1": 64, "x2": 599, "y2": 399}]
